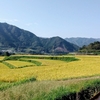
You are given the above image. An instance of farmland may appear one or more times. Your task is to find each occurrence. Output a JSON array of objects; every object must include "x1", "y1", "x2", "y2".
[
  {"x1": 5, "y1": 60, "x2": 35, "y2": 68},
  {"x1": 0, "y1": 56, "x2": 5, "y2": 61},
  {"x1": 0, "y1": 55, "x2": 100, "y2": 100}
]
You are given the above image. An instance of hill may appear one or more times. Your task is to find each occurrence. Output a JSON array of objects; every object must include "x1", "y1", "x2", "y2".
[
  {"x1": 40, "y1": 36, "x2": 79, "y2": 53},
  {"x1": 0, "y1": 22, "x2": 79, "y2": 54},
  {"x1": 65, "y1": 37, "x2": 100, "y2": 47},
  {"x1": 79, "y1": 41, "x2": 100, "y2": 54}
]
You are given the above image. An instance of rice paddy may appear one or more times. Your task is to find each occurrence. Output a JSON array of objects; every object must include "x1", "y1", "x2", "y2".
[
  {"x1": 0, "y1": 55, "x2": 100, "y2": 82},
  {"x1": 5, "y1": 60, "x2": 35, "y2": 68},
  {"x1": 0, "y1": 55, "x2": 100, "y2": 100},
  {"x1": 0, "y1": 56, "x2": 4, "y2": 61}
]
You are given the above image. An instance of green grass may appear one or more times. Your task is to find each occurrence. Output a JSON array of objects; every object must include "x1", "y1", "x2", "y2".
[
  {"x1": 4, "y1": 55, "x2": 78, "y2": 62},
  {"x1": 2, "y1": 61, "x2": 16, "y2": 69},
  {"x1": 0, "y1": 77, "x2": 36, "y2": 91},
  {"x1": 0, "y1": 78, "x2": 100, "y2": 100},
  {"x1": 35, "y1": 79, "x2": 100, "y2": 100},
  {"x1": 19, "y1": 58, "x2": 42, "y2": 66}
]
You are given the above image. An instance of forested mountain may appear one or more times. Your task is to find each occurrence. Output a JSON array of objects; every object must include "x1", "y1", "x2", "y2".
[
  {"x1": 0, "y1": 23, "x2": 42, "y2": 47},
  {"x1": 0, "y1": 23, "x2": 79, "y2": 54},
  {"x1": 40, "y1": 36, "x2": 79, "y2": 53},
  {"x1": 65, "y1": 37, "x2": 100, "y2": 47}
]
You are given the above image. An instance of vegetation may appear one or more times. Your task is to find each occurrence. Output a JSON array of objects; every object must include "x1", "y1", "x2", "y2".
[
  {"x1": 0, "y1": 55, "x2": 100, "y2": 99},
  {"x1": 0, "y1": 77, "x2": 36, "y2": 91},
  {"x1": 0, "y1": 56, "x2": 5, "y2": 61},
  {"x1": 0, "y1": 55, "x2": 100, "y2": 81},
  {"x1": 0, "y1": 78, "x2": 100, "y2": 100},
  {"x1": 2, "y1": 61, "x2": 16, "y2": 69},
  {"x1": 79, "y1": 41, "x2": 100, "y2": 54},
  {"x1": 4, "y1": 55, "x2": 78, "y2": 62},
  {"x1": 4, "y1": 60, "x2": 35, "y2": 68},
  {"x1": 19, "y1": 58, "x2": 42, "y2": 66}
]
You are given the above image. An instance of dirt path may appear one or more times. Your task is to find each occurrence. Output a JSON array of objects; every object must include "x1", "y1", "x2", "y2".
[{"x1": 56, "y1": 75, "x2": 100, "y2": 85}]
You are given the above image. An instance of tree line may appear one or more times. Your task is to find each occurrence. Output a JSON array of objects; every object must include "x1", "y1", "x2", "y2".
[{"x1": 79, "y1": 41, "x2": 100, "y2": 55}]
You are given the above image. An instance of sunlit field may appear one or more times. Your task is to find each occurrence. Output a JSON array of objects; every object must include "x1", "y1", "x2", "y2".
[
  {"x1": 0, "y1": 55, "x2": 100, "y2": 100},
  {"x1": 0, "y1": 56, "x2": 4, "y2": 60},
  {"x1": 5, "y1": 60, "x2": 35, "y2": 68},
  {"x1": 0, "y1": 55, "x2": 100, "y2": 82},
  {"x1": 0, "y1": 63, "x2": 9, "y2": 69}
]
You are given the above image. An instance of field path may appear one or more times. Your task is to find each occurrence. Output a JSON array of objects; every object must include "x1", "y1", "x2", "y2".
[{"x1": 57, "y1": 75, "x2": 100, "y2": 84}]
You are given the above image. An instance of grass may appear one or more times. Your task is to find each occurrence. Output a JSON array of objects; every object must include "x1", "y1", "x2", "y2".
[
  {"x1": 19, "y1": 58, "x2": 42, "y2": 66},
  {"x1": 4, "y1": 55, "x2": 78, "y2": 62},
  {"x1": 5, "y1": 60, "x2": 35, "y2": 68},
  {"x1": 42, "y1": 79, "x2": 100, "y2": 100},
  {"x1": 0, "y1": 77, "x2": 36, "y2": 91},
  {"x1": 2, "y1": 61, "x2": 16, "y2": 69},
  {"x1": 0, "y1": 78, "x2": 100, "y2": 100}
]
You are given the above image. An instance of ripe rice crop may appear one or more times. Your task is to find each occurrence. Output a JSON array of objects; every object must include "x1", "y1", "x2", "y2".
[
  {"x1": 5, "y1": 60, "x2": 35, "y2": 68},
  {"x1": 0, "y1": 57, "x2": 5, "y2": 61},
  {"x1": 0, "y1": 55, "x2": 100, "y2": 82},
  {"x1": 0, "y1": 63, "x2": 9, "y2": 69}
]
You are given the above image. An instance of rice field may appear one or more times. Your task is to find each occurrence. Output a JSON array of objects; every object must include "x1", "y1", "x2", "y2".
[
  {"x1": 0, "y1": 55, "x2": 100, "y2": 100},
  {"x1": 0, "y1": 63, "x2": 9, "y2": 69},
  {"x1": 5, "y1": 60, "x2": 35, "y2": 68},
  {"x1": 0, "y1": 56, "x2": 4, "y2": 60},
  {"x1": 0, "y1": 55, "x2": 100, "y2": 82}
]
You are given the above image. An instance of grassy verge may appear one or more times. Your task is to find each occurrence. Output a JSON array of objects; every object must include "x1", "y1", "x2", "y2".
[
  {"x1": 33, "y1": 79, "x2": 100, "y2": 100},
  {"x1": 2, "y1": 61, "x2": 16, "y2": 69},
  {"x1": 19, "y1": 59, "x2": 42, "y2": 66},
  {"x1": 2, "y1": 61, "x2": 35, "y2": 69},
  {"x1": 4, "y1": 55, "x2": 79, "y2": 62},
  {"x1": 43, "y1": 79, "x2": 100, "y2": 100},
  {"x1": 0, "y1": 77, "x2": 36, "y2": 91},
  {"x1": 0, "y1": 78, "x2": 100, "y2": 100}
]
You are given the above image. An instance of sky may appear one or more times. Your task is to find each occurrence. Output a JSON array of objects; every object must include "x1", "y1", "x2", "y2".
[{"x1": 0, "y1": 0, "x2": 100, "y2": 38}]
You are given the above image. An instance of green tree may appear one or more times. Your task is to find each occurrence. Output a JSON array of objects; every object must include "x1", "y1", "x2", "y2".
[{"x1": 4, "y1": 52, "x2": 10, "y2": 56}]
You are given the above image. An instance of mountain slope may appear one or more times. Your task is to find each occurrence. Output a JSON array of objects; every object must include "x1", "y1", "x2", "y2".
[
  {"x1": 0, "y1": 23, "x2": 42, "y2": 48},
  {"x1": 40, "y1": 36, "x2": 79, "y2": 53},
  {"x1": 65, "y1": 37, "x2": 100, "y2": 47},
  {"x1": 0, "y1": 23, "x2": 79, "y2": 54}
]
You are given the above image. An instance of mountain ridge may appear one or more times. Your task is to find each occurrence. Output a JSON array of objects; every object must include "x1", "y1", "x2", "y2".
[
  {"x1": 0, "y1": 22, "x2": 79, "y2": 54},
  {"x1": 65, "y1": 37, "x2": 100, "y2": 47}
]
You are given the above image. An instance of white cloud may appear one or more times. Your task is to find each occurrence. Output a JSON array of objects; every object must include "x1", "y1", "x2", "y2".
[
  {"x1": 34, "y1": 22, "x2": 38, "y2": 25},
  {"x1": 0, "y1": 18, "x2": 19, "y2": 23},
  {"x1": 26, "y1": 23, "x2": 33, "y2": 26},
  {"x1": 10, "y1": 19, "x2": 19, "y2": 22}
]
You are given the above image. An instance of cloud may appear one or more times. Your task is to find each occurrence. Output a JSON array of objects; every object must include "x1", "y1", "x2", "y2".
[
  {"x1": 10, "y1": 19, "x2": 19, "y2": 22},
  {"x1": 34, "y1": 22, "x2": 38, "y2": 25},
  {"x1": 26, "y1": 22, "x2": 38, "y2": 26},
  {"x1": 0, "y1": 18, "x2": 19, "y2": 23},
  {"x1": 26, "y1": 23, "x2": 33, "y2": 26}
]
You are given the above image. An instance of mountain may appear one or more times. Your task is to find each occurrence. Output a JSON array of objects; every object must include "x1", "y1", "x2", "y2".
[
  {"x1": 65, "y1": 37, "x2": 100, "y2": 47},
  {"x1": 0, "y1": 22, "x2": 79, "y2": 54},
  {"x1": 40, "y1": 36, "x2": 79, "y2": 53},
  {"x1": 0, "y1": 23, "x2": 42, "y2": 48}
]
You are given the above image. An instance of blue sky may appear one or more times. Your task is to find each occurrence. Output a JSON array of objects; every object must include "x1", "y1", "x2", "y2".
[{"x1": 0, "y1": 0, "x2": 100, "y2": 38}]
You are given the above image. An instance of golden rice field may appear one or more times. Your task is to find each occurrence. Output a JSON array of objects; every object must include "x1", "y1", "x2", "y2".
[
  {"x1": 5, "y1": 60, "x2": 35, "y2": 68},
  {"x1": 0, "y1": 55, "x2": 100, "y2": 82},
  {"x1": 0, "y1": 63, "x2": 9, "y2": 69},
  {"x1": 0, "y1": 56, "x2": 4, "y2": 60}
]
